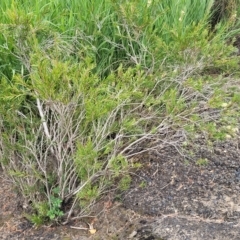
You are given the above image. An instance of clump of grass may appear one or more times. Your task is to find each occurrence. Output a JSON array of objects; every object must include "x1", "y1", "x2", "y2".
[{"x1": 196, "y1": 158, "x2": 209, "y2": 166}]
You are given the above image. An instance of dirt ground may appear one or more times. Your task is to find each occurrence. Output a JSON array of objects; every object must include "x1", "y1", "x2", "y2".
[
  {"x1": 122, "y1": 137, "x2": 240, "y2": 240},
  {"x1": 1, "y1": 131, "x2": 240, "y2": 240}
]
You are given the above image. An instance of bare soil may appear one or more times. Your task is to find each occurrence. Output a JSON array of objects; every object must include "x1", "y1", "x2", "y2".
[
  {"x1": 1, "y1": 132, "x2": 240, "y2": 239},
  {"x1": 122, "y1": 137, "x2": 240, "y2": 240}
]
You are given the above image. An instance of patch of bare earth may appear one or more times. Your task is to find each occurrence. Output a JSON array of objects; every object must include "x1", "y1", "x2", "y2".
[
  {"x1": 122, "y1": 137, "x2": 240, "y2": 239},
  {"x1": 1, "y1": 135, "x2": 240, "y2": 239}
]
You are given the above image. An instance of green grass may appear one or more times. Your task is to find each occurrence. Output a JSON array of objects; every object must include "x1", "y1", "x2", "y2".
[
  {"x1": 0, "y1": 0, "x2": 240, "y2": 225},
  {"x1": 1, "y1": 0, "x2": 237, "y2": 78}
]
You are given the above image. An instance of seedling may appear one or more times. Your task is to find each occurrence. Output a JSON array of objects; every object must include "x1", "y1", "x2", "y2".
[{"x1": 196, "y1": 158, "x2": 208, "y2": 166}]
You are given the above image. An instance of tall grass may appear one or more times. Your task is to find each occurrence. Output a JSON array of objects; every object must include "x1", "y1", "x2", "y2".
[{"x1": 1, "y1": 0, "x2": 236, "y2": 77}]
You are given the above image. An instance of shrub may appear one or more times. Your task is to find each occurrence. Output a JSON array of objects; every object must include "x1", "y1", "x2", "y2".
[{"x1": 0, "y1": 0, "x2": 240, "y2": 225}]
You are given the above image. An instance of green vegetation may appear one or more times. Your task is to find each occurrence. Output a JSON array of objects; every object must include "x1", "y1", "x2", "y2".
[
  {"x1": 196, "y1": 158, "x2": 209, "y2": 166},
  {"x1": 0, "y1": 0, "x2": 240, "y2": 225}
]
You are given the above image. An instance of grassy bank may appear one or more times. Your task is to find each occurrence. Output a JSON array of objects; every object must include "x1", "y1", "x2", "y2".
[{"x1": 0, "y1": 0, "x2": 240, "y2": 225}]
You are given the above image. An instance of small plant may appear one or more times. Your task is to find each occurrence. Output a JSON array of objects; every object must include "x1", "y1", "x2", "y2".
[
  {"x1": 47, "y1": 196, "x2": 64, "y2": 220},
  {"x1": 25, "y1": 188, "x2": 64, "y2": 225},
  {"x1": 25, "y1": 202, "x2": 49, "y2": 226},
  {"x1": 196, "y1": 158, "x2": 209, "y2": 166},
  {"x1": 77, "y1": 184, "x2": 101, "y2": 208},
  {"x1": 139, "y1": 181, "x2": 147, "y2": 188},
  {"x1": 119, "y1": 174, "x2": 132, "y2": 191},
  {"x1": 47, "y1": 188, "x2": 64, "y2": 221}
]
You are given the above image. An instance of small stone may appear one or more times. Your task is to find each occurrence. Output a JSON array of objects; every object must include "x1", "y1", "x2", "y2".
[{"x1": 128, "y1": 230, "x2": 137, "y2": 238}]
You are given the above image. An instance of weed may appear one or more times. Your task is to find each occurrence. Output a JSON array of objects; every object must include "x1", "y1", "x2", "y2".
[
  {"x1": 119, "y1": 175, "x2": 132, "y2": 191},
  {"x1": 47, "y1": 188, "x2": 64, "y2": 221},
  {"x1": 139, "y1": 181, "x2": 147, "y2": 188},
  {"x1": 196, "y1": 158, "x2": 209, "y2": 166}
]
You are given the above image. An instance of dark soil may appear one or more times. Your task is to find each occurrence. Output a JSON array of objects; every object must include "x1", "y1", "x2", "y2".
[
  {"x1": 123, "y1": 140, "x2": 240, "y2": 220},
  {"x1": 122, "y1": 136, "x2": 240, "y2": 239}
]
